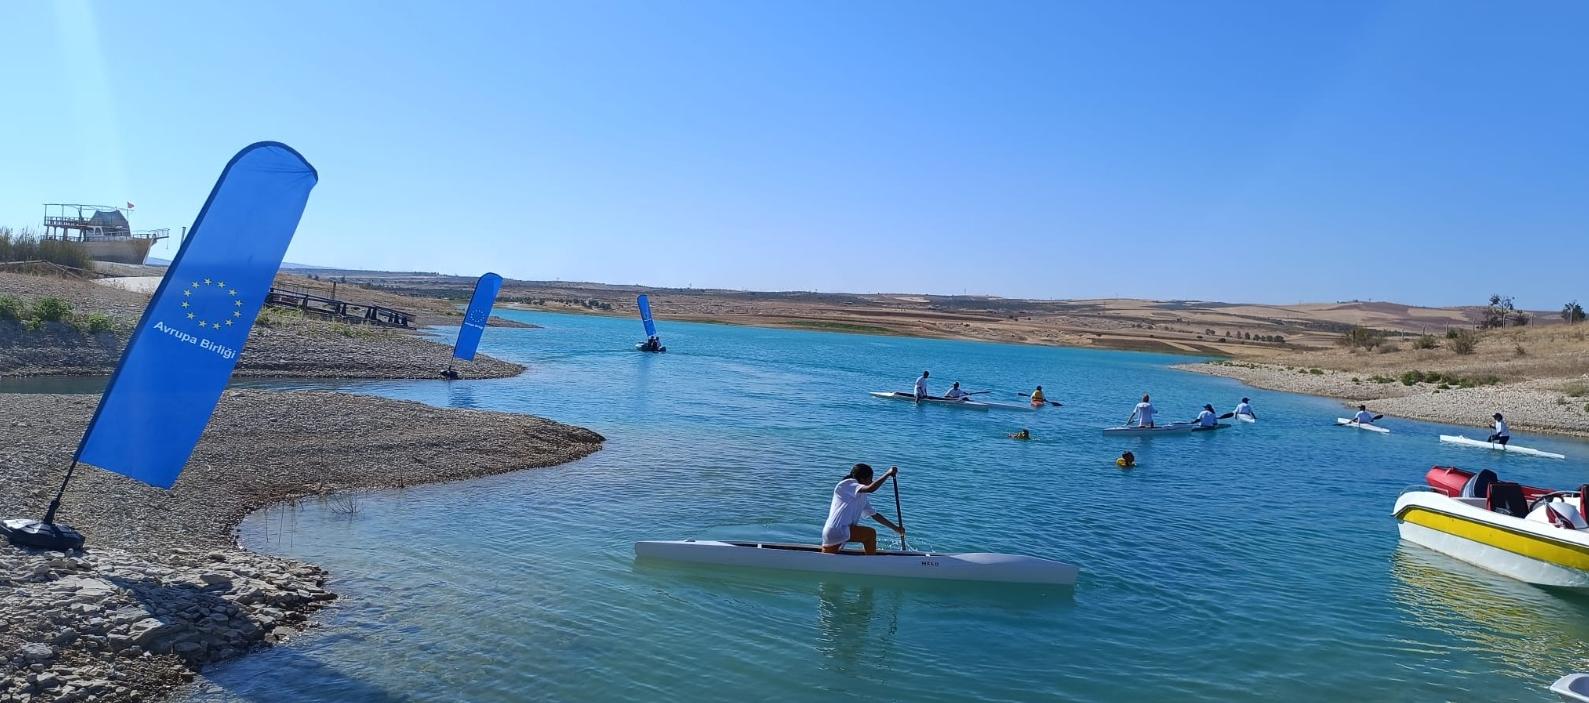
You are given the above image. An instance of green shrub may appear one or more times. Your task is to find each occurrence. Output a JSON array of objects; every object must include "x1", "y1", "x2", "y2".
[
  {"x1": 1309, "y1": 368, "x2": 1324, "y2": 375},
  {"x1": 1412, "y1": 335, "x2": 1439, "y2": 350},
  {"x1": 1563, "y1": 381, "x2": 1589, "y2": 397},
  {"x1": 0, "y1": 295, "x2": 22, "y2": 321},
  {"x1": 80, "y1": 313, "x2": 114, "y2": 333},
  {"x1": 1448, "y1": 329, "x2": 1478, "y2": 355},
  {"x1": 28, "y1": 297, "x2": 73, "y2": 323},
  {"x1": 1400, "y1": 370, "x2": 1422, "y2": 386}
]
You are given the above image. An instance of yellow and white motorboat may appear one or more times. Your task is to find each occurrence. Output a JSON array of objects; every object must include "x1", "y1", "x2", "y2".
[{"x1": 1393, "y1": 466, "x2": 1589, "y2": 589}]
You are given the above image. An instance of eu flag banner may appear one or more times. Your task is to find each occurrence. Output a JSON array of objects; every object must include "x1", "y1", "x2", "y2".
[
  {"x1": 638, "y1": 294, "x2": 657, "y2": 338},
  {"x1": 452, "y1": 272, "x2": 503, "y2": 361},
  {"x1": 76, "y1": 142, "x2": 318, "y2": 489}
]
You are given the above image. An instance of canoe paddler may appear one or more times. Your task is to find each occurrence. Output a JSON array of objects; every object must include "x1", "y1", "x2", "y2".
[
  {"x1": 1030, "y1": 386, "x2": 1046, "y2": 406},
  {"x1": 1127, "y1": 394, "x2": 1156, "y2": 428},
  {"x1": 1488, "y1": 413, "x2": 1510, "y2": 446},
  {"x1": 913, "y1": 371, "x2": 930, "y2": 401},
  {"x1": 944, "y1": 382, "x2": 969, "y2": 401},
  {"x1": 1116, "y1": 451, "x2": 1135, "y2": 468},
  {"x1": 1192, "y1": 404, "x2": 1218, "y2": 428},
  {"x1": 1233, "y1": 397, "x2": 1256, "y2": 419},
  {"x1": 1009, "y1": 428, "x2": 1031, "y2": 440},
  {"x1": 1352, "y1": 405, "x2": 1377, "y2": 425},
  {"x1": 821, "y1": 464, "x2": 905, "y2": 555}
]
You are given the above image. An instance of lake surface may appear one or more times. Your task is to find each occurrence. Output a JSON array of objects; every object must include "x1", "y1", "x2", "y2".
[{"x1": 185, "y1": 311, "x2": 1589, "y2": 702}]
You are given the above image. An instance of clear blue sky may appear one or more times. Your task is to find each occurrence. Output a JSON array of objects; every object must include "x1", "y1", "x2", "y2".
[{"x1": 2, "y1": 1, "x2": 1585, "y2": 308}]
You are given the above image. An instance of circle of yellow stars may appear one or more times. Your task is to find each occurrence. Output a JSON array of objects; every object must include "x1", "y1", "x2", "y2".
[{"x1": 178, "y1": 277, "x2": 244, "y2": 329}]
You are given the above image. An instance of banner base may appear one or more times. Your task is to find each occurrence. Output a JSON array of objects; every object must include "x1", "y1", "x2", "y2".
[{"x1": 2, "y1": 518, "x2": 85, "y2": 551}]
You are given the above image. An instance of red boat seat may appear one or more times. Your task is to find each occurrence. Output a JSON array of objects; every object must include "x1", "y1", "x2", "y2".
[{"x1": 1487, "y1": 482, "x2": 1529, "y2": 517}]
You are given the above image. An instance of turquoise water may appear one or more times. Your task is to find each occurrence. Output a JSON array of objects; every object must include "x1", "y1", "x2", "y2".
[{"x1": 187, "y1": 311, "x2": 1589, "y2": 702}]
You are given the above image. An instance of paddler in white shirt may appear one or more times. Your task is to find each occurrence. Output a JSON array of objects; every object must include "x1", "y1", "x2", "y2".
[
  {"x1": 913, "y1": 371, "x2": 931, "y2": 401},
  {"x1": 1233, "y1": 398, "x2": 1256, "y2": 420},
  {"x1": 1487, "y1": 413, "x2": 1510, "y2": 446},
  {"x1": 1352, "y1": 405, "x2": 1378, "y2": 425},
  {"x1": 820, "y1": 464, "x2": 905, "y2": 554},
  {"x1": 943, "y1": 382, "x2": 970, "y2": 401},
  {"x1": 1128, "y1": 394, "x2": 1156, "y2": 428},
  {"x1": 1192, "y1": 404, "x2": 1219, "y2": 428}
]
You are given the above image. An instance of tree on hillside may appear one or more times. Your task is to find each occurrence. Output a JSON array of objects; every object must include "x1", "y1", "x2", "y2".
[
  {"x1": 1563, "y1": 300, "x2": 1585, "y2": 324},
  {"x1": 1481, "y1": 294, "x2": 1515, "y2": 329}
]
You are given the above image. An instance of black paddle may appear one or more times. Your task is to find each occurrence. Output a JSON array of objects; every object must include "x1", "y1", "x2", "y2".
[{"x1": 892, "y1": 469, "x2": 908, "y2": 552}]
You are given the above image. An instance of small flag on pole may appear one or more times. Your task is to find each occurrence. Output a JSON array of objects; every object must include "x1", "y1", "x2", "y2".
[
  {"x1": 452, "y1": 273, "x2": 503, "y2": 362},
  {"x1": 126, "y1": 201, "x2": 136, "y2": 209}
]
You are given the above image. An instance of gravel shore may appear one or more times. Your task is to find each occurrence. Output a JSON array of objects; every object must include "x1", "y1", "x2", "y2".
[
  {"x1": 1178, "y1": 361, "x2": 1589, "y2": 438},
  {"x1": 2, "y1": 390, "x2": 605, "y2": 701},
  {"x1": 0, "y1": 272, "x2": 523, "y2": 380}
]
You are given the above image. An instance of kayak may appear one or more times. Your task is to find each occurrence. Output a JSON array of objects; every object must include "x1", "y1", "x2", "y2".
[
  {"x1": 1439, "y1": 434, "x2": 1566, "y2": 460},
  {"x1": 869, "y1": 391, "x2": 990, "y2": 410},
  {"x1": 1235, "y1": 413, "x2": 1257, "y2": 424},
  {"x1": 1101, "y1": 422, "x2": 1227, "y2": 436},
  {"x1": 634, "y1": 540, "x2": 1078, "y2": 585},
  {"x1": 981, "y1": 400, "x2": 1040, "y2": 412},
  {"x1": 1337, "y1": 418, "x2": 1390, "y2": 433}
]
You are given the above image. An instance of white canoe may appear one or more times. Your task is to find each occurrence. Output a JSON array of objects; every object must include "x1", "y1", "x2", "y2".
[
  {"x1": 635, "y1": 540, "x2": 1077, "y2": 585},
  {"x1": 1337, "y1": 418, "x2": 1390, "y2": 433},
  {"x1": 1439, "y1": 434, "x2": 1566, "y2": 460},
  {"x1": 1235, "y1": 413, "x2": 1257, "y2": 424},
  {"x1": 1552, "y1": 673, "x2": 1589, "y2": 703},
  {"x1": 981, "y1": 400, "x2": 1040, "y2": 412},
  {"x1": 1102, "y1": 422, "x2": 1227, "y2": 436},
  {"x1": 869, "y1": 391, "x2": 990, "y2": 410}
]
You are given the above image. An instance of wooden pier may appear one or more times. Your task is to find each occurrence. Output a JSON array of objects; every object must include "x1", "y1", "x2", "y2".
[{"x1": 265, "y1": 287, "x2": 413, "y2": 328}]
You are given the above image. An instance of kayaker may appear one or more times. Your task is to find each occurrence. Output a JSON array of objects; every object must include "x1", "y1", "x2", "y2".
[
  {"x1": 820, "y1": 464, "x2": 905, "y2": 555},
  {"x1": 1233, "y1": 397, "x2": 1256, "y2": 419},
  {"x1": 1128, "y1": 394, "x2": 1156, "y2": 428},
  {"x1": 1116, "y1": 451, "x2": 1135, "y2": 468},
  {"x1": 1352, "y1": 405, "x2": 1377, "y2": 425},
  {"x1": 1192, "y1": 404, "x2": 1218, "y2": 428},
  {"x1": 1009, "y1": 428, "x2": 1031, "y2": 440},
  {"x1": 913, "y1": 371, "x2": 931, "y2": 401},
  {"x1": 944, "y1": 382, "x2": 969, "y2": 400},
  {"x1": 1030, "y1": 386, "x2": 1047, "y2": 406},
  {"x1": 1488, "y1": 413, "x2": 1510, "y2": 446}
]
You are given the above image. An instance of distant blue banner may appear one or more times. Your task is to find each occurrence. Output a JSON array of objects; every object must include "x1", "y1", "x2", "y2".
[
  {"x1": 76, "y1": 143, "x2": 318, "y2": 489},
  {"x1": 637, "y1": 294, "x2": 657, "y2": 338},
  {"x1": 453, "y1": 272, "x2": 502, "y2": 361}
]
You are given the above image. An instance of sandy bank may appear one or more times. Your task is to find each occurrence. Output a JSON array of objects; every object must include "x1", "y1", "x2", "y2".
[
  {"x1": 1, "y1": 390, "x2": 605, "y2": 701},
  {"x1": 1178, "y1": 361, "x2": 1589, "y2": 438}
]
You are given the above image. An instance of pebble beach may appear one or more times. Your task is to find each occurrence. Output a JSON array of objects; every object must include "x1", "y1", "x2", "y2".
[{"x1": 1, "y1": 391, "x2": 604, "y2": 702}]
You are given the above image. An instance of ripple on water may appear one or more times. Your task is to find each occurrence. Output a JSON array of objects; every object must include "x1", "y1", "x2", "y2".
[{"x1": 187, "y1": 311, "x2": 1589, "y2": 703}]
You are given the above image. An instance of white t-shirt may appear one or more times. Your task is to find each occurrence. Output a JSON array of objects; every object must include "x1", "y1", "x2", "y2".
[
  {"x1": 1134, "y1": 402, "x2": 1156, "y2": 426},
  {"x1": 1234, "y1": 402, "x2": 1253, "y2": 416},
  {"x1": 821, "y1": 479, "x2": 878, "y2": 547},
  {"x1": 914, "y1": 376, "x2": 929, "y2": 396},
  {"x1": 1495, "y1": 419, "x2": 1510, "y2": 437},
  {"x1": 944, "y1": 387, "x2": 967, "y2": 399},
  {"x1": 1353, "y1": 410, "x2": 1375, "y2": 424},
  {"x1": 1195, "y1": 409, "x2": 1217, "y2": 427}
]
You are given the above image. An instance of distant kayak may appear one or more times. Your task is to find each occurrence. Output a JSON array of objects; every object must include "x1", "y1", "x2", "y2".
[
  {"x1": 1102, "y1": 422, "x2": 1227, "y2": 436},
  {"x1": 1337, "y1": 418, "x2": 1390, "y2": 433},
  {"x1": 635, "y1": 540, "x2": 1078, "y2": 585},
  {"x1": 869, "y1": 391, "x2": 990, "y2": 410},
  {"x1": 1439, "y1": 434, "x2": 1566, "y2": 460},
  {"x1": 1235, "y1": 413, "x2": 1257, "y2": 424}
]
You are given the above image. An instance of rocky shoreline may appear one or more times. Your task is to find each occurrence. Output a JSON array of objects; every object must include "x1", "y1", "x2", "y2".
[
  {"x1": 1178, "y1": 361, "x2": 1589, "y2": 438},
  {"x1": 2, "y1": 391, "x2": 605, "y2": 702}
]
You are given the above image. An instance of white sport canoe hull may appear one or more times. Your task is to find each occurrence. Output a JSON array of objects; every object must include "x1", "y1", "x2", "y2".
[
  {"x1": 1392, "y1": 491, "x2": 1589, "y2": 589},
  {"x1": 1439, "y1": 434, "x2": 1566, "y2": 460},
  {"x1": 1235, "y1": 414, "x2": 1257, "y2": 424},
  {"x1": 634, "y1": 540, "x2": 1078, "y2": 585},
  {"x1": 1337, "y1": 418, "x2": 1390, "y2": 433},
  {"x1": 1101, "y1": 422, "x2": 1226, "y2": 436},
  {"x1": 869, "y1": 391, "x2": 990, "y2": 410}
]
